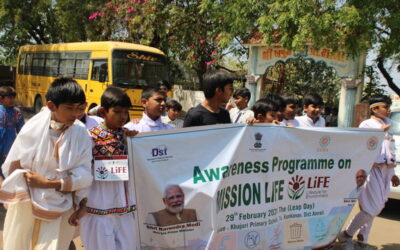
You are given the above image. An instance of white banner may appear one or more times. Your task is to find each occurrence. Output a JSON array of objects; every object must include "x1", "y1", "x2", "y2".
[{"x1": 128, "y1": 124, "x2": 383, "y2": 250}]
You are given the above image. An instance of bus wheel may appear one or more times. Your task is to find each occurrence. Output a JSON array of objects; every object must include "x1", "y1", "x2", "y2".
[{"x1": 34, "y1": 95, "x2": 43, "y2": 113}]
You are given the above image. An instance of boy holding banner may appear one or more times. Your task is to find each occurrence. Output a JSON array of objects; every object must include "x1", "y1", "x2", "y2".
[
  {"x1": 251, "y1": 99, "x2": 280, "y2": 124},
  {"x1": 183, "y1": 70, "x2": 234, "y2": 127},
  {"x1": 339, "y1": 95, "x2": 400, "y2": 249},
  {"x1": 295, "y1": 93, "x2": 326, "y2": 127},
  {"x1": 81, "y1": 86, "x2": 138, "y2": 250},
  {"x1": 281, "y1": 94, "x2": 300, "y2": 127}
]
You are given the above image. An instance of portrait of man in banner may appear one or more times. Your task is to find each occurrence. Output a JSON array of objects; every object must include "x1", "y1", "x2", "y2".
[{"x1": 146, "y1": 184, "x2": 198, "y2": 226}]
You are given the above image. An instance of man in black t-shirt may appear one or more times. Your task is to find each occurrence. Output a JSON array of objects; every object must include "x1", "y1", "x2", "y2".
[{"x1": 183, "y1": 70, "x2": 233, "y2": 127}]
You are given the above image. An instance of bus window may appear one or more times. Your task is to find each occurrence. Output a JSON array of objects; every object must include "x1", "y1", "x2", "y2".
[
  {"x1": 25, "y1": 53, "x2": 32, "y2": 75},
  {"x1": 44, "y1": 52, "x2": 60, "y2": 77},
  {"x1": 18, "y1": 53, "x2": 26, "y2": 74},
  {"x1": 91, "y1": 60, "x2": 108, "y2": 82},
  {"x1": 112, "y1": 50, "x2": 168, "y2": 89},
  {"x1": 75, "y1": 58, "x2": 90, "y2": 80},
  {"x1": 31, "y1": 53, "x2": 46, "y2": 76},
  {"x1": 59, "y1": 52, "x2": 76, "y2": 78}
]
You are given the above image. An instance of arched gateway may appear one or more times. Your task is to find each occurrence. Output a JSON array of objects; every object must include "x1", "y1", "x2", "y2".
[{"x1": 244, "y1": 43, "x2": 366, "y2": 127}]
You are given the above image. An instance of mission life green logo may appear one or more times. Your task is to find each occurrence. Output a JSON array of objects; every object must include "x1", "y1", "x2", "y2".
[{"x1": 288, "y1": 175, "x2": 305, "y2": 200}]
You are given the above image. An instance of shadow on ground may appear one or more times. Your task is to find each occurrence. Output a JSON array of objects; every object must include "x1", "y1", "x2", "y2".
[{"x1": 378, "y1": 199, "x2": 400, "y2": 221}]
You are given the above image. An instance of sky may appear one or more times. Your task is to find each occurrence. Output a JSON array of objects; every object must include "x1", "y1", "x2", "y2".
[{"x1": 366, "y1": 50, "x2": 399, "y2": 95}]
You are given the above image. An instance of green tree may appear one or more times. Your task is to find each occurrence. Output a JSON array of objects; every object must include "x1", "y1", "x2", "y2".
[
  {"x1": 0, "y1": 0, "x2": 107, "y2": 65},
  {"x1": 265, "y1": 57, "x2": 341, "y2": 106},
  {"x1": 210, "y1": 0, "x2": 400, "y2": 95},
  {"x1": 362, "y1": 65, "x2": 386, "y2": 101},
  {"x1": 0, "y1": 0, "x2": 61, "y2": 63},
  {"x1": 88, "y1": 0, "x2": 237, "y2": 88}
]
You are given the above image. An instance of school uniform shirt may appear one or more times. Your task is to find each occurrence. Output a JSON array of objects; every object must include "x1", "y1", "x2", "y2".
[
  {"x1": 125, "y1": 113, "x2": 174, "y2": 132},
  {"x1": 161, "y1": 116, "x2": 184, "y2": 128},
  {"x1": 84, "y1": 115, "x2": 103, "y2": 130},
  {"x1": 229, "y1": 107, "x2": 254, "y2": 124},
  {"x1": 358, "y1": 116, "x2": 396, "y2": 216},
  {"x1": 86, "y1": 123, "x2": 135, "y2": 215},
  {"x1": 183, "y1": 104, "x2": 231, "y2": 127},
  {"x1": 282, "y1": 119, "x2": 300, "y2": 127},
  {"x1": 295, "y1": 115, "x2": 325, "y2": 127}
]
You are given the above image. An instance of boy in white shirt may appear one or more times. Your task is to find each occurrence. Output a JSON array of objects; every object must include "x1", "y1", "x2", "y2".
[
  {"x1": 339, "y1": 95, "x2": 399, "y2": 249},
  {"x1": 281, "y1": 94, "x2": 300, "y2": 127},
  {"x1": 125, "y1": 88, "x2": 174, "y2": 133},
  {"x1": 296, "y1": 93, "x2": 325, "y2": 127},
  {"x1": 0, "y1": 78, "x2": 93, "y2": 250},
  {"x1": 229, "y1": 88, "x2": 254, "y2": 124},
  {"x1": 161, "y1": 99, "x2": 184, "y2": 128}
]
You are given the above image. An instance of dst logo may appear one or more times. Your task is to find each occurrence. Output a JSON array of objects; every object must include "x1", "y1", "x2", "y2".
[
  {"x1": 152, "y1": 145, "x2": 167, "y2": 157},
  {"x1": 288, "y1": 175, "x2": 305, "y2": 200}
]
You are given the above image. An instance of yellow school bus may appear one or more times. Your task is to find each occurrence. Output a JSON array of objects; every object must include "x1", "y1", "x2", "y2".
[{"x1": 15, "y1": 41, "x2": 169, "y2": 117}]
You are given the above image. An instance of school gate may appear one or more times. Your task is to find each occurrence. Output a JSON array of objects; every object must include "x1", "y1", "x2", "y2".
[{"x1": 244, "y1": 38, "x2": 366, "y2": 127}]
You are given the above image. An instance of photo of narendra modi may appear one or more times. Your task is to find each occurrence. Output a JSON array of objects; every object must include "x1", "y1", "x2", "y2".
[{"x1": 146, "y1": 184, "x2": 198, "y2": 226}]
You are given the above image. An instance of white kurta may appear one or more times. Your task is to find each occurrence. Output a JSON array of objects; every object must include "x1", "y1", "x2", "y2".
[
  {"x1": 295, "y1": 115, "x2": 325, "y2": 127},
  {"x1": 358, "y1": 117, "x2": 396, "y2": 216},
  {"x1": 0, "y1": 108, "x2": 93, "y2": 249}
]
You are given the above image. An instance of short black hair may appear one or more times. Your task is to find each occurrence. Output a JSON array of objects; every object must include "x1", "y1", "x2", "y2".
[
  {"x1": 233, "y1": 88, "x2": 251, "y2": 100},
  {"x1": 0, "y1": 86, "x2": 16, "y2": 97},
  {"x1": 263, "y1": 94, "x2": 285, "y2": 112},
  {"x1": 303, "y1": 93, "x2": 324, "y2": 107},
  {"x1": 369, "y1": 95, "x2": 392, "y2": 106},
  {"x1": 202, "y1": 70, "x2": 234, "y2": 99},
  {"x1": 281, "y1": 93, "x2": 299, "y2": 106},
  {"x1": 166, "y1": 99, "x2": 182, "y2": 111},
  {"x1": 45, "y1": 78, "x2": 85, "y2": 106},
  {"x1": 157, "y1": 80, "x2": 171, "y2": 91},
  {"x1": 252, "y1": 100, "x2": 275, "y2": 118},
  {"x1": 141, "y1": 88, "x2": 166, "y2": 100},
  {"x1": 101, "y1": 86, "x2": 132, "y2": 109}
]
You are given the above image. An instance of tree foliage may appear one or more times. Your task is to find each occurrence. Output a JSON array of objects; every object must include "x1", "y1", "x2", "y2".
[
  {"x1": 265, "y1": 58, "x2": 341, "y2": 106},
  {"x1": 362, "y1": 65, "x2": 386, "y2": 101},
  {"x1": 0, "y1": 0, "x2": 107, "y2": 64},
  {"x1": 88, "y1": 0, "x2": 226, "y2": 87},
  {"x1": 210, "y1": 0, "x2": 400, "y2": 94}
]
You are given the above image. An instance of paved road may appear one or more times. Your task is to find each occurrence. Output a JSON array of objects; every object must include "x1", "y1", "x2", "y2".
[{"x1": 0, "y1": 199, "x2": 399, "y2": 249}]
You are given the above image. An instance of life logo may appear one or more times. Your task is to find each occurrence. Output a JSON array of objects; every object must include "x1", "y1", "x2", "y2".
[
  {"x1": 317, "y1": 135, "x2": 330, "y2": 152},
  {"x1": 288, "y1": 175, "x2": 305, "y2": 200},
  {"x1": 152, "y1": 145, "x2": 167, "y2": 157}
]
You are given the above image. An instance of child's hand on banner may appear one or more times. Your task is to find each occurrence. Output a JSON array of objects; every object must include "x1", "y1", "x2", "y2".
[
  {"x1": 382, "y1": 124, "x2": 391, "y2": 131},
  {"x1": 123, "y1": 128, "x2": 139, "y2": 137},
  {"x1": 391, "y1": 175, "x2": 400, "y2": 187}
]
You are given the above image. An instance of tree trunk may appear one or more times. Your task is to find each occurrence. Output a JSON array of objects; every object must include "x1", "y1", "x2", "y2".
[{"x1": 377, "y1": 57, "x2": 400, "y2": 96}]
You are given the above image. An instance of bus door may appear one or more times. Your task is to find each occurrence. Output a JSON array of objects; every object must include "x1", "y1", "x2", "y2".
[{"x1": 86, "y1": 59, "x2": 109, "y2": 109}]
